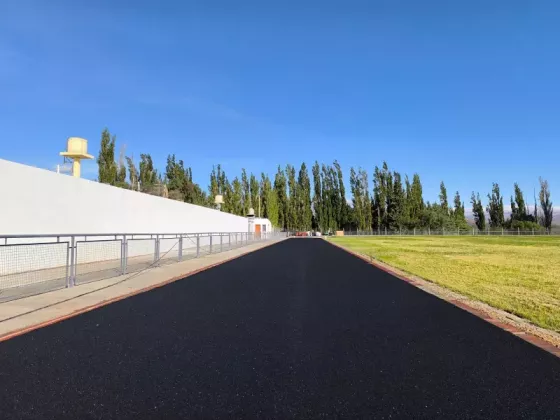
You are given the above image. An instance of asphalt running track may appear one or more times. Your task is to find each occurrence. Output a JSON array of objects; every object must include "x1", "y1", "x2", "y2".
[{"x1": 0, "y1": 239, "x2": 559, "y2": 419}]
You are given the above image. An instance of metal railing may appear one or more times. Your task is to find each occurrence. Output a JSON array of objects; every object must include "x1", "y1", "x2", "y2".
[{"x1": 0, "y1": 231, "x2": 285, "y2": 302}]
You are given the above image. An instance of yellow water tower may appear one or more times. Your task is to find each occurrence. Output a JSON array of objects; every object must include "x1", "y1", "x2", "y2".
[{"x1": 59, "y1": 137, "x2": 93, "y2": 178}]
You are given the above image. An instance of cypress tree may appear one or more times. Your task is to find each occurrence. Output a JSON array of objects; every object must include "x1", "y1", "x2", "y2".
[
  {"x1": 241, "y1": 168, "x2": 251, "y2": 215},
  {"x1": 487, "y1": 183, "x2": 505, "y2": 228},
  {"x1": 312, "y1": 162, "x2": 323, "y2": 231},
  {"x1": 539, "y1": 177, "x2": 553, "y2": 230},
  {"x1": 333, "y1": 161, "x2": 348, "y2": 229},
  {"x1": 250, "y1": 174, "x2": 260, "y2": 216},
  {"x1": 273, "y1": 166, "x2": 288, "y2": 230},
  {"x1": 97, "y1": 128, "x2": 117, "y2": 185},
  {"x1": 471, "y1": 192, "x2": 486, "y2": 231},
  {"x1": 297, "y1": 163, "x2": 312, "y2": 230}
]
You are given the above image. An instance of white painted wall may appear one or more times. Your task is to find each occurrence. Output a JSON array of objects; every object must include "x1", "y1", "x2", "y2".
[
  {"x1": 0, "y1": 158, "x2": 259, "y2": 234},
  {"x1": 253, "y1": 217, "x2": 273, "y2": 234},
  {"x1": 0, "y1": 159, "x2": 276, "y2": 287}
]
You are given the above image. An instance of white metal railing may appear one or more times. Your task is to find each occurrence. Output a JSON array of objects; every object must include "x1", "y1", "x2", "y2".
[{"x1": 0, "y1": 231, "x2": 285, "y2": 301}]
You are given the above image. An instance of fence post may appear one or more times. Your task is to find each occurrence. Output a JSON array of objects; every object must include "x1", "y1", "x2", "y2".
[
  {"x1": 385, "y1": 227, "x2": 387, "y2": 236},
  {"x1": 428, "y1": 227, "x2": 431, "y2": 236},
  {"x1": 502, "y1": 228, "x2": 504, "y2": 235},
  {"x1": 229, "y1": 233, "x2": 231, "y2": 248},
  {"x1": 532, "y1": 228, "x2": 534, "y2": 236},
  {"x1": 69, "y1": 236, "x2": 76, "y2": 287},
  {"x1": 154, "y1": 234, "x2": 160, "y2": 265},
  {"x1": 518, "y1": 227, "x2": 520, "y2": 236},
  {"x1": 196, "y1": 235, "x2": 200, "y2": 258},
  {"x1": 121, "y1": 235, "x2": 127, "y2": 274},
  {"x1": 210, "y1": 235, "x2": 213, "y2": 253},
  {"x1": 442, "y1": 228, "x2": 445, "y2": 236},
  {"x1": 66, "y1": 237, "x2": 71, "y2": 288},
  {"x1": 220, "y1": 234, "x2": 223, "y2": 252},
  {"x1": 178, "y1": 235, "x2": 183, "y2": 261}
]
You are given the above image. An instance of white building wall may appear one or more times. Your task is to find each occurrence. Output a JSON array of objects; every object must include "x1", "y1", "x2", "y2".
[
  {"x1": 253, "y1": 217, "x2": 273, "y2": 233},
  {"x1": 0, "y1": 159, "x2": 251, "y2": 235},
  {"x1": 0, "y1": 159, "x2": 274, "y2": 285}
]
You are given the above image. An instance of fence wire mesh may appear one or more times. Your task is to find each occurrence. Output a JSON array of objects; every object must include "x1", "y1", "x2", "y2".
[
  {"x1": 75, "y1": 240, "x2": 122, "y2": 285},
  {"x1": 0, "y1": 231, "x2": 285, "y2": 303},
  {"x1": 126, "y1": 238, "x2": 156, "y2": 273},
  {"x1": 342, "y1": 228, "x2": 558, "y2": 236},
  {"x1": 0, "y1": 242, "x2": 69, "y2": 300},
  {"x1": 159, "y1": 237, "x2": 181, "y2": 265}
]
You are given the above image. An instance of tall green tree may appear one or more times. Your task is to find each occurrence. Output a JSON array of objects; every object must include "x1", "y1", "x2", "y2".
[
  {"x1": 260, "y1": 173, "x2": 272, "y2": 218},
  {"x1": 241, "y1": 168, "x2": 251, "y2": 215},
  {"x1": 125, "y1": 156, "x2": 138, "y2": 190},
  {"x1": 405, "y1": 173, "x2": 424, "y2": 229},
  {"x1": 372, "y1": 166, "x2": 383, "y2": 231},
  {"x1": 165, "y1": 154, "x2": 187, "y2": 193},
  {"x1": 439, "y1": 181, "x2": 449, "y2": 213},
  {"x1": 487, "y1": 183, "x2": 505, "y2": 228},
  {"x1": 286, "y1": 164, "x2": 298, "y2": 230},
  {"x1": 250, "y1": 174, "x2": 260, "y2": 217},
  {"x1": 182, "y1": 167, "x2": 207, "y2": 206},
  {"x1": 511, "y1": 183, "x2": 528, "y2": 221},
  {"x1": 139, "y1": 154, "x2": 157, "y2": 190},
  {"x1": 97, "y1": 128, "x2": 117, "y2": 185},
  {"x1": 471, "y1": 192, "x2": 486, "y2": 231},
  {"x1": 297, "y1": 163, "x2": 313, "y2": 230},
  {"x1": 389, "y1": 171, "x2": 406, "y2": 229},
  {"x1": 274, "y1": 166, "x2": 288, "y2": 229},
  {"x1": 350, "y1": 167, "x2": 364, "y2": 230},
  {"x1": 453, "y1": 191, "x2": 468, "y2": 228},
  {"x1": 115, "y1": 146, "x2": 127, "y2": 187},
  {"x1": 230, "y1": 177, "x2": 243, "y2": 215},
  {"x1": 539, "y1": 177, "x2": 554, "y2": 230},
  {"x1": 373, "y1": 162, "x2": 393, "y2": 230},
  {"x1": 321, "y1": 164, "x2": 336, "y2": 232},
  {"x1": 333, "y1": 161, "x2": 349, "y2": 229},
  {"x1": 312, "y1": 162, "x2": 323, "y2": 231},
  {"x1": 266, "y1": 188, "x2": 280, "y2": 227},
  {"x1": 361, "y1": 169, "x2": 373, "y2": 231}
]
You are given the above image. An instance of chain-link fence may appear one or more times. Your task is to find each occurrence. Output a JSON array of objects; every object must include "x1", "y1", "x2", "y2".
[
  {"x1": 0, "y1": 231, "x2": 285, "y2": 302},
  {"x1": 341, "y1": 227, "x2": 560, "y2": 236}
]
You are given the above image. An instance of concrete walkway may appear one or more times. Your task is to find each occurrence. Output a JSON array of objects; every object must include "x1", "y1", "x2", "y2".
[{"x1": 0, "y1": 238, "x2": 285, "y2": 340}]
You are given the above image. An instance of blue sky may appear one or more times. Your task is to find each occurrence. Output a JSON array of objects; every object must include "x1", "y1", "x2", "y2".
[{"x1": 1, "y1": 0, "x2": 558, "y2": 206}]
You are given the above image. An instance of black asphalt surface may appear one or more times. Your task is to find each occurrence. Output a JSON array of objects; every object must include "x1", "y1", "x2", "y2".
[{"x1": 1, "y1": 239, "x2": 559, "y2": 419}]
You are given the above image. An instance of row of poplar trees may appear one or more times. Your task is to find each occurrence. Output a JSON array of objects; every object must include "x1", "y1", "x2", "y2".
[{"x1": 96, "y1": 128, "x2": 554, "y2": 232}]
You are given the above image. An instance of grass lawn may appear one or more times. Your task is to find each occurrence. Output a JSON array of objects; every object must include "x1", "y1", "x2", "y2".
[{"x1": 329, "y1": 236, "x2": 560, "y2": 332}]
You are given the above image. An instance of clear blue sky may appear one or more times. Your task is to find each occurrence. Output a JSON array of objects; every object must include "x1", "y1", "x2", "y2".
[{"x1": 1, "y1": 0, "x2": 558, "y2": 206}]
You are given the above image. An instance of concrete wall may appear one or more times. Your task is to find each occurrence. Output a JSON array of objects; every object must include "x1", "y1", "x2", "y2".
[
  {"x1": 254, "y1": 218, "x2": 273, "y2": 234},
  {"x1": 0, "y1": 159, "x2": 254, "y2": 235},
  {"x1": 0, "y1": 159, "x2": 277, "y2": 287}
]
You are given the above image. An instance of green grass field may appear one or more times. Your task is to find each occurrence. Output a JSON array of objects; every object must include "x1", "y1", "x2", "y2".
[{"x1": 329, "y1": 236, "x2": 560, "y2": 332}]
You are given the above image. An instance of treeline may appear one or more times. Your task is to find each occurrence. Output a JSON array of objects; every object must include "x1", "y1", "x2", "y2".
[{"x1": 96, "y1": 128, "x2": 554, "y2": 232}]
